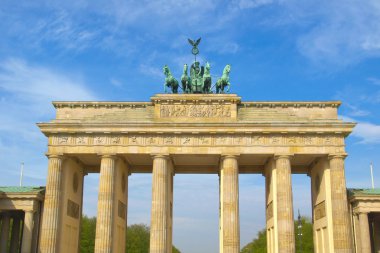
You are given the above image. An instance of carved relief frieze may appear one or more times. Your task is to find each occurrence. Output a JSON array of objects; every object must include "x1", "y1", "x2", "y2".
[
  {"x1": 94, "y1": 136, "x2": 106, "y2": 145},
  {"x1": 252, "y1": 135, "x2": 265, "y2": 145},
  {"x1": 160, "y1": 104, "x2": 231, "y2": 118},
  {"x1": 76, "y1": 136, "x2": 88, "y2": 145},
  {"x1": 181, "y1": 136, "x2": 193, "y2": 145},
  {"x1": 164, "y1": 136, "x2": 175, "y2": 145},
  {"x1": 58, "y1": 136, "x2": 70, "y2": 145},
  {"x1": 199, "y1": 135, "x2": 211, "y2": 145},
  {"x1": 111, "y1": 136, "x2": 121, "y2": 144},
  {"x1": 50, "y1": 133, "x2": 345, "y2": 148}
]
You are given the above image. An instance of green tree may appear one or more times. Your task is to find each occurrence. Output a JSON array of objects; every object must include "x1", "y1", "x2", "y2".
[
  {"x1": 240, "y1": 216, "x2": 314, "y2": 253},
  {"x1": 80, "y1": 216, "x2": 97, "y2": 253},
  {"x1": 295, "y1": 217, "x2": 314, "y2": 253},
  {"x1": 240, "y1": 229, "x2": 267, "y2": 253},
  {"x1": 126, "y1": 224, "x2": 150, "y2": 253},
  {"x1": 126, "y1": 223, "x2": 181, "y2": 253},
  {"x1": 79, "y1": 217, "x2": 181, "y2": 253}
]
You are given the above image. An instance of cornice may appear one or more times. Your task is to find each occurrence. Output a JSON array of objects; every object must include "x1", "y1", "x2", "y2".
[
  {"x1": 37, "y1": 122, "x2": 355, "y2": 136},
  {"x1": 52, "y1": 99, "x2": 341, "y2": 109},
  {"x1": 53, "y1": 101, "x2": 151, "y2": 109},
  {"x1": 240, "y1": 101, "x2": 341, "y2": 108}
]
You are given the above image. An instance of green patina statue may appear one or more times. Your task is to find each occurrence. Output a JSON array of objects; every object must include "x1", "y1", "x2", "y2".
[
  {"x1": 163, "y1": 65, "x2": 179, "y2": 94},
  {"x1": 181, "y1": 64, "x2": 191, "y2": 93},
  {"x1": 190, "y1": 61, "x2": 204, "y2": 93},
  {"x1": 162, "y1": 38, "x2": 232, "y2": 94},
  {"x1": 188, "y1": 38, "x2": 201, "y2": 61},
  {"x1": 216, "y1": 64, "x2": 231, "y2": 93},
  {"x1": 203, "y1": 62, "x2": 212, "y2": 93}
]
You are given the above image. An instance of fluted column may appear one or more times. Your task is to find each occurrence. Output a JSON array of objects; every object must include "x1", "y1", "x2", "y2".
[
  {"x1": 219, "y1": 155, "x2": 240, "y2": 253},
  {"x1": 39, "y1": 154, "x2": 64, "y2": 253},
  {"x1": 21, "y1": 211, "x2": 34, "y2": 253},
  {"x1": 358, "y1": 212, "x2": 371, "y2": 253},
  {"x1": 0, "y1": 212, "x2": 10, "y2": 253},
  {"x1": 9, "y1": 215, "x2": 21, "y2": 253},
  {"x1": 274, "y1": 154, "x2": 295, "y2": 253},
  {"x1": 328, "y1": 154, "x2": 353, "y2": 253},
  {"x1": 94, "y1": 155, "x2": 116, "y2": 253},
  {"x1": 150, "y1": 155, "x2": 171, "y2": 253}
]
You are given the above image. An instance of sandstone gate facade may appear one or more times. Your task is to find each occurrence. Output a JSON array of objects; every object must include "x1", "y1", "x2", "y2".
[{"x1": 37, "y1": 94, "x2": 355, "y2": 253}]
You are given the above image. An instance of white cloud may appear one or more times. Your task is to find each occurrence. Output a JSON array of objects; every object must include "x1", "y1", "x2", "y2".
[
  {"x1": 110, "y1": 78, "x2": 122, "y2": 87},
  {"x1": 139, "y1": 64, "x2": 163, "y2": 79},
  {"x1": 341, "y1": 116, "x2": 380, "y2": 144},
  {"x1": 0, "y1": 58, "x2": 95, "y2": 102},
  {"x1": 352, "y1": 121, "x2": 380, "y2": 144},
  {"x1": 238, "y1": 0, "x2": 274, "y2": 9},
  {"x1": 296, "y1": 0, "x2": 380, "y2": 65},
  {"x1": 368, "y1": 77, "x2": 380, "y2": 86},
  {"x1": 344, "y1": 103, "x2": 370, "y2": 117},
  {"x1": 0, "y1": 58, "x2": 96, "y2": 186}
]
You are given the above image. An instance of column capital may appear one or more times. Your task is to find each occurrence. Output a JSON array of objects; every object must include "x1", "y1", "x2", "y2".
[
  {"x1": 328, "y1": 153, "x2": 347, "y2": 160},
  {"x1": 98, "y1": 153, "x2": 117, "y2": 159},
  {"x1": 221, "y1": 154, "x2": 240, "y2": 160},
  {"x1": 46, "y1": 153, "x2": 64, "y2": 159},
  {"x1": 151, "y1": 153, "x2": 170, "y2": 160},
  {"x1": 273, "y1": 153, "x2": 293, "y2": 160}
]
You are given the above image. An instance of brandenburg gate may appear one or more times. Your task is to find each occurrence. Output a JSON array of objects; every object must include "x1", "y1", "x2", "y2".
[{"x1": 37, "y1": 93, "x2": 355, "y2": 253}]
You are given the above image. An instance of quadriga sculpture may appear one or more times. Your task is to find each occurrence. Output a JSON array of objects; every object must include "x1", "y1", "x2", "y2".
[
  {"x1": 216, "y1": 64, "x2": 231, "y2": 94},
  {"x1": 163, "y1": 65, "x2": 179, "y2": 94},
  {"x1": 203, "y1": 62, "x2": 212, "y2": 94},
  {"x1": 181, "y1": 64, "x2": 191, "y2": 93}
]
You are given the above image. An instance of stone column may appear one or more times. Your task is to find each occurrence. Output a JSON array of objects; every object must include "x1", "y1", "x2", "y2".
[
  {"x1": 328, "y1": 154, "x2": 353, "y2": 253},
  {"x1": 94, "y1": 155, "x2": 116, "y2": 253},
  {"x1": 373, "y1": 216, "x2": 380, "y2": 253},
  {"x1": 358, "y1": 212, "x2": 371, "y2": 253},
  {"x1": 219, "y1": 155, "x2": 240, "y2": 253},
  {"x1": 150, "y1": 155, "x2": 171, "y2": 253},
  {"x1": 39, "y1": 154, "x2": 64, "y2": 253},
  {"x1": 9, "y1": 215, "x2": 21, "y2": 253},
  {"x1": 0, "y1": 212, "x2": 10, "y2": 253},
  {"x1": 167, "y1": 170, "x2": 174, "y2": 253},
  {"x1": 274, "y1": 154, "x2": 295, "y2": 253},
  {"x1": 21, "y1": 211, "x2": 34, "y2": 253}
]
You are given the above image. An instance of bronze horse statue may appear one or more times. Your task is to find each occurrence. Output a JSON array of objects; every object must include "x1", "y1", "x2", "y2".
[
  {"x1": 216, "y1": 64, "x2": 231, "y2": 93},
  {"x1": 181, "y1": 64, "x2": 191, "y2": 93},
  {"x1": 203, "y1": 62, "x2": 212, "y2": 93},
  {"x1": 163, "y1": 65, "x2": 179, "y2": 93}
]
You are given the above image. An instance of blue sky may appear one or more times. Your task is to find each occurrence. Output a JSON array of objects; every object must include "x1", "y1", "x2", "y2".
[{"x1": 1, "y1": 1, "x2": 380, "y2": 252}]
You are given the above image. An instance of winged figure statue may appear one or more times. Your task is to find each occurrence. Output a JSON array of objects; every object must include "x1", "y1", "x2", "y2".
[
  {"x1": 188, "y1": 38, "x2": 201, "y2": 47},
  {"x1": 188, "y1": 37, "x2": 201, "y2": 56}
]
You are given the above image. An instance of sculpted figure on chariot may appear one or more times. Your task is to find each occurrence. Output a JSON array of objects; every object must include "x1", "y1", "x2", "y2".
[{"x1": 163, "y1": 38, "x2": 231, "y2": 94}]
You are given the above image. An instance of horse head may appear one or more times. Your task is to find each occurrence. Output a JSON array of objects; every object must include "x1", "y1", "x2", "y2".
[
  {"x1": 163, "y1": 65, "x2": 170, "y2": 76},
  {"x1": 183, "y1": 64, "x2": 188, "y2": 74},
  {"x1": 223, "y1": 64, "x2": 231, "y2": 75},
  {"x1": 205, "y1": 62, "x2": 210, "y2": 73}
]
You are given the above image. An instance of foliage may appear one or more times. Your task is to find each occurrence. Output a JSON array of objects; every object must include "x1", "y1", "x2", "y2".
[
  {"x1": 126, "y1": 224, "x2": 150, "y2": 253},
  {"x1": 240, "y1": 216, "x2": 314, "y2": 253},
  {"x1": 240, "y1": 229, "x2": 267, "y2": 253},
  {"x1": 80, "y1": 216, "x2": 97, "y2": 253},
  {"x1": 79, "y1": 216, "x2": 181, "y2": 253}
]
